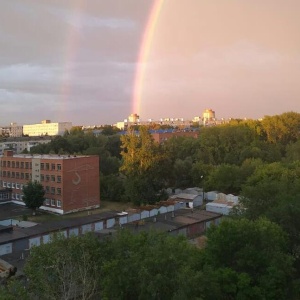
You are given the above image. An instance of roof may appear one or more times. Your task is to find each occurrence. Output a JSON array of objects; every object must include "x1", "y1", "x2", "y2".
[
  {"x1": 121, "y1": 209, "x2": 221, "y2": 234},
  {"x1": 206, "y1": 202, "x2": 234, "y2": 208},
  {"x1": 0, "y1": 154, "x2": 93, "y2": 160},
  {"x1": 0, "y1": 210, "x2": 120, "y2": 245},
  {"x1": 170, "y1": 193, "x2": 199, "y2": 201}
]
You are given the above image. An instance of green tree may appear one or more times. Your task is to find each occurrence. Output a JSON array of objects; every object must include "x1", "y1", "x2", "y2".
[
  {"x1": 120, "y1": 127, "x2": 169, "y2": 205},
  {"x1": 24, "y1": 233, "x2": 102, "y2": 300},
  {"x1": 100, "y1": 174, "x2": 125, "y2": 202},
  {"x1": 261, "y1": 112, "x2": 300, "y2": 145},
  {"x1": 203, "y1": 218, "x2": 295, "y2": 299},
  {"x1": 0, "y1": 279, "x2": 30, "y2": 300},
  {"x1": 100, "y1": 125, "x2": 120, "y2": 135},
  {"x1": 22, "y1": 181, "x2": 45, "y2": 213},
  {"x1": 240, "y1": 162, "x2": 300, "y2": 219},
  {"x1": 101, "y1": 230, "x2": 203, "y2": 300}
]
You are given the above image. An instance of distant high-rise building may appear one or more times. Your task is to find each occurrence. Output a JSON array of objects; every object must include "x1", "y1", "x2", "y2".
[
  {"x1": 203, "y1": 109, "x2": 216, "y2": 123},
  {"x1": 128, "y1": 113, "x2": 139, "y2": 123}
]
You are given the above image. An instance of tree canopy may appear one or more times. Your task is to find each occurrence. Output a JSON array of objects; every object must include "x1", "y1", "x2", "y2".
[{"x1": 22, "y1": 181, "x2": 45, "y2": 212}]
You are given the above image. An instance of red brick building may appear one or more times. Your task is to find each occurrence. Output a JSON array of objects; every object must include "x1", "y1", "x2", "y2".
[
  {"x1": 0, "y1": 150, "x2": 100, "y2": 214},
  {"x1": 151, "y1": 130, "x2": 199, "y2": 143}
]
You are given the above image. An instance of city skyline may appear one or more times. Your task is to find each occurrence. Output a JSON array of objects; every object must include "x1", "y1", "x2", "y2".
[{"x1": 1, "y1": 0, "x2": 300, "y2": 125}]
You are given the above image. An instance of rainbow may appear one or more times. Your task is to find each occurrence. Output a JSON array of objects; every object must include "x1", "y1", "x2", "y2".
[
  {"x1": 59, "y1": 1, "x2": 86, "y2": 120},
  {"x1": 132, "y1": 0, "x2": 165, "y2": 116}
]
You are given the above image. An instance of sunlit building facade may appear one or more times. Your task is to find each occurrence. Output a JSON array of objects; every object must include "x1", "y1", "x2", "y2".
[
  {"x1": 23, "y1": 120, "x2": 72, "y2": 137},
  {"x1": 0, "y1": 150, "x2": 100, "y2": 214}
]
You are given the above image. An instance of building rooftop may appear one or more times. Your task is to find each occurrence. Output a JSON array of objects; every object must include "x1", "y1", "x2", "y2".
[
  {"x1": 121, "y1": 209, "x2": 221, "y2": 234},
  {"x1": 0, "y1": 210, "x2": 120, "y2": 245},
  {"x1": 0, "y1": 154, "x2": 93, "y2": 160},
  {"x1": 170, "y1": 193, "x2": 200, "y2": 201}
]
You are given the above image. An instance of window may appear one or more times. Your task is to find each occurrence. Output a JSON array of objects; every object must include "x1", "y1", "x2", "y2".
[
  {"x1": 45, "y1": 186, "x2": 50, "y2": 193},
  {"x1": 20, "y1": 184, "x2": 23, "y2": 190},
  {"x1": 57, "y1": 200, "x2": 61, "y2": 208},
  {"x1": 45, "y1": 198, "x2": 50, "y2": 205},
  {"x1": 46, "y1": 163, "x2": 49, "y2": 170},
  {"x1": 51, "y1": 175, "x2": 55, "y2": 182},
  {"x1": 51, "y1": 187, "x2": 55, "y2": 195},
  {"x1": 12, "y1": 172, "x2": 15, "y2": 178},
  {"x1": 7, "y1": 182, "x2": 11, "y2": 188},
  {"x1": 12, "y1": 161, "x2": 15, "y2": 168},
  {"x1": 7, "y1": 172, "x2": 10, "y2": 178},
  {"x1": 25, "y1": 162, "x2": 29, "y2": 169},
  {"x1": 46, "y1": 175, "x2": 50, "y2": 182},
  {"x1": 21, "y1": 162, "x2": 24, "y2": 169},
  {"x1": 7, "y1": 161, "x2": 10, "y2": 167},
  {"x1": 57, "y1": 176, "x2": 61, "y2": 183},
  {"x1": 16, "y1": 172, "x2": 19, "y2": 179},
  {"x1": 57, "y1": 188, "x2": 61, "y2": 195},
  {"x1": 41, "y1": 174, "x2": 44, "y2": 181},
  {"x1": 51, "y1": 164, "x2": 55, "y2": 170},
  {"x1": 16, "y1": 194, "x2": 20, "y2": 200},
  {"x1": 12, "y1": 193, "x2": 15, "y2": 200},
  {"x1": 16, "y1": 183, "x2": 20, "y2": 189},
  {"x1": 12, "y1": 182, "x2": 15, "y2": 188},
  {"x1": 2, "y1": 171, "x2": 6, "y2": 177},
  {"x1": 57, "y1": 164, "x2": 62, "y2": 171},
  {"x1": 21, "y1": 173, "x2": 24, "y2": 179},
  {"x1": 3, "y1": 182, "x2": 6, "y2": 187},
  {"x1": 51, "y1": 199, "x2": 55, "y2": 206},
  {"x1": 3, "y1": 161, "x2": 6, "y2": 167},
  {"x1": 25, "y1": 173, "x2": 29, "y2": 180},
  {"x1": 41, "y1": 163, "x2": 44, "y2": 170},
  {"x1": 16, "y1": 161, "x2": 19, "y2": 168}
]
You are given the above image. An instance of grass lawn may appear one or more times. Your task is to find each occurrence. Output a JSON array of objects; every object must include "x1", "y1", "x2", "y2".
[{"x1": 27, "y1": 201, "x2": 132, "y2": 223}]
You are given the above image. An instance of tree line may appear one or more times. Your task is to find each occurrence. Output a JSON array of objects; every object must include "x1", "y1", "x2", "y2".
[
  {"x1": 1, "y1": 220, "x2": 297, "y2": 300},
  {"x1": 26, "y1": 112, "x2": 300, "y2": 205},
  {"x1": 3, "y1": 111, "x2": 300, "y2": 298}
]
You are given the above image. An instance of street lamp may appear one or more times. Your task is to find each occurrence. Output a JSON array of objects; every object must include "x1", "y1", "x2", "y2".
[{"x1": 200, "y1": 175, "x2": 205, "y2": 203}]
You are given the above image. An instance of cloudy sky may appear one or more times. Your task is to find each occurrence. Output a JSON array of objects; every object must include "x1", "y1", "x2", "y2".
[{"x1": 1, "y1": 0, "x2": 299, "y2": 125}]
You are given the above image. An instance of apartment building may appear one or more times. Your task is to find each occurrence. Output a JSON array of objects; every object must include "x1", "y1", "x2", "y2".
[
  {"x1": 0, "y1": 123, "x2": 23, "y2": 137},
  {"x1": 23, "y1": 120, "x2": 72, "y2": 137},
  {"x1": 0, "y1": 150, "x2": 100, "y2": 214},
  {"x1": 0, "y1": 137, "x2": 51, "y2": 155}
]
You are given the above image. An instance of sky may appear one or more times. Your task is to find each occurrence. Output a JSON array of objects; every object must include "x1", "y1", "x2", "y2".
[{"x1": 1, "y1": 0, "x2": 300, "y2": 125}]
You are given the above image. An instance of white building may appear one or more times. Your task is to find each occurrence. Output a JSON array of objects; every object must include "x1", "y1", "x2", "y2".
[
  {"x1": 206, "y1": 202, "x2": 234, "y2": 215},
  {"x1": 0, "y1": 138, "x2": 51, "y2": 155},
  {"x1": 23, "y1": 120, "x2": 72, "y2": 137},
  {"x1": 205, "y1": 191, "x2": 240, "y2": 215},
  {"x1": 170, "y1": 193, "x2": 203, "y2": 208}
]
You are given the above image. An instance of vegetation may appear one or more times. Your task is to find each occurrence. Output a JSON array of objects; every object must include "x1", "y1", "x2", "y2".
[
  {"x1": 2, "y1": 221, "x2": 298, "y2": 299},
  {"x1": 22, "y1": 181, "x2": 45, "y2": 213},
  {"x1": 19, "y1": 111, "x2": 300, "y2": 297},
  {"x1": 120, "y1": 127, "x2": 169, "y2": 205}
]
